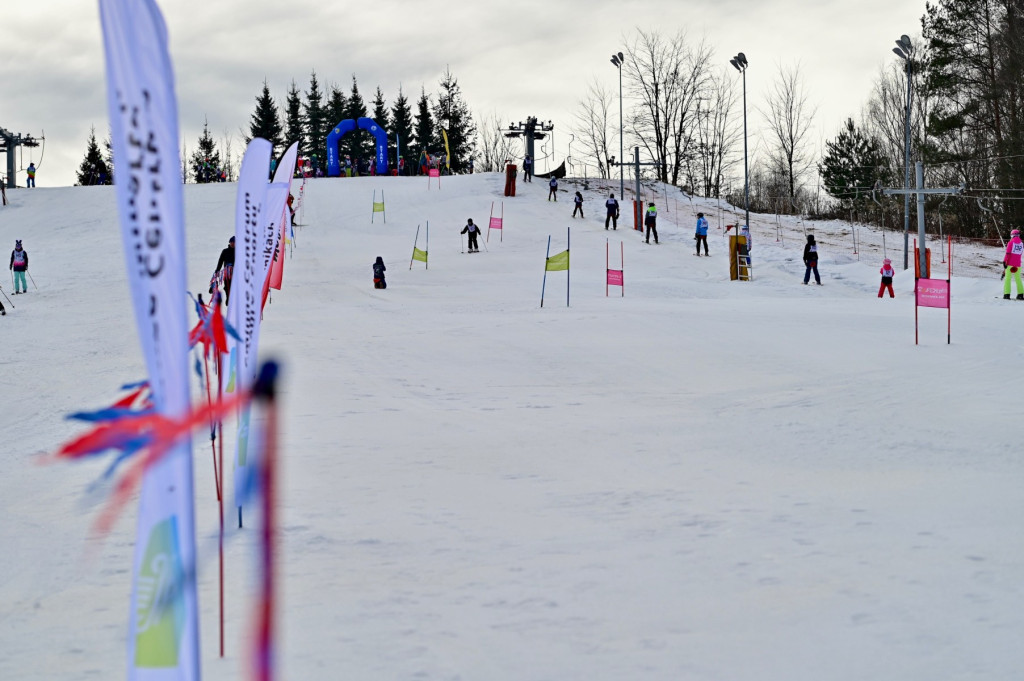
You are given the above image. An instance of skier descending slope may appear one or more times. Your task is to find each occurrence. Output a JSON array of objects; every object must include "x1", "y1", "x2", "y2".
[{"x1": 461, "y1": 219, "x2": 482, "y2": 253}]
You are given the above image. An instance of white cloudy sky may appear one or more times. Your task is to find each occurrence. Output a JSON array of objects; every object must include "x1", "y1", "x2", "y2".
[{"x1": 2, "y1": 0, "x2": 924, "y2": 187}]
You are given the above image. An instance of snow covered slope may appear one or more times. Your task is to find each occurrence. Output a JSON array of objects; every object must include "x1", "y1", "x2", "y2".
[{"x1": 0, "y1": 174, "x2": 1020, "y2": 680}]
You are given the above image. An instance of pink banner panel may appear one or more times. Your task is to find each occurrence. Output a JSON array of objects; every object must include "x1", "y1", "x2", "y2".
[
  {"x1": 916, "y1": 278, "x2": 950, "y2": 308},
  {"x1": 607, "y1": 269, "x2": 624, "y2": 286},
  {"x1": 489, "y1": 217, "x2": 503, "y2": 230},
  {"x1": 429, "y1": 168, "x2": 440, "y2": 178}
]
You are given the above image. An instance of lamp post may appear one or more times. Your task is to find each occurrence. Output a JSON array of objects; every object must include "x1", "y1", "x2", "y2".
[
  {"x1": 893, "y1": 35, "x2": 913, "y2": 271},
  {"x1": 610, "y1": 51, "x2": 625, "y2": 199},
  {"x1": 729, "y1": 52, "x2": 750, "y2": 232}
]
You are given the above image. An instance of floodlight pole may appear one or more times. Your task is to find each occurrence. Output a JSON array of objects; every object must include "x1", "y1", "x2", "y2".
[
  {"x1": 611, "y1": 52, "x2": 625, "y2": 199},
  {"x1": 893, "y1": 36, "x2": 914, "y2": 270},
  {"x1": 730, "y1": 53, "x2": 750, "y2": 231}
]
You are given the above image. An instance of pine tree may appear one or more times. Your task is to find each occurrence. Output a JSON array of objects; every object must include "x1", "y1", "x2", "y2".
[
  {"x1": 391, "y1": 85, "x2": 415, "y2": 172},
  {"x1": 247, "y1": 79, "x2": 283, "y2": 155},
  {"x1": 413, "y1": 87, "x2": 434, "y2": 173},
  {"x1": 344, "y1": 75, "x2": 371, "y2": 163},
  {"x1": 77, "y1": 126, "x2": 109, "y2": 186},
  {"x1": 818, "y1": 118, "x2": 891, "y2": 213},
  {"x1": 304, "y1": 71, "x2": 327, "y2": 174},
  {"x1": 432, "y1": 67, "x2": 476, "y2": 173},
  {"x1": 190, "y1": 119, "x2": 223, "y2": 183},
  {"x1": 325, "y1": 84, "x2": 348, "y2": 170},
  {"x1": 284, "y1": 79, "x2": 305, "y2": 159}
]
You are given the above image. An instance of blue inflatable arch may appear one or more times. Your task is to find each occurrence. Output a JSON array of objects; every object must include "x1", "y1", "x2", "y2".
[{"x1": 326, "y1": 117, "x2": 389, "y2": 176}]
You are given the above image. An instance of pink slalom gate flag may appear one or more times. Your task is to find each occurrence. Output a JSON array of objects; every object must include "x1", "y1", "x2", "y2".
[
  {"x1": 607, "y1": 270, "x2": 623, "y2": 286},
  {"x1": 489, "y1": 216, "x2": 503, "y2": 230},
  {"x1": 916, "y1": 278, "x2": 949, "y2": 308}
]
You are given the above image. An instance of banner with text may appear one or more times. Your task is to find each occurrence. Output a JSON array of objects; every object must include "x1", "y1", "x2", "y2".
[{"x1": 99, "y1": 0, "x2": 200, "y2": 677}]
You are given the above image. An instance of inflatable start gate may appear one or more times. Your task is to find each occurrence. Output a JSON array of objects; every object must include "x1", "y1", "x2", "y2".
[{"x1": 326, "y1": 117, "x2": 389, "y2": 176}]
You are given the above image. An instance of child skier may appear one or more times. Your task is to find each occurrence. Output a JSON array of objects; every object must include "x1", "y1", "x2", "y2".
[
  {"x1": 461, "y1": 218, "x2": 482, "y2": 253},
  {"x1": 9, "y1": 240, "x2": 28, "y2": 293},
  {"x1": 1003, "y1": 228, "x2": 1024, "y2": 299},
  {"x1": 548, "y1": 175, "x2": 558, "y2": 201},
  {"x1": 572, "y1": 191, "x2": 584, "y2": 218},
  {"x1": 879, "y1": 257, "x2": 895, "y2": 298},
  {"x1": 803, "y1": 234, "x2": 821, "y2": 285},
  {"x1": 373, "y1": 256, "x2": 387, "y2": 289}
]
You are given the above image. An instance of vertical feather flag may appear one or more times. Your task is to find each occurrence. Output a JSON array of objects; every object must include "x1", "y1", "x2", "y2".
[
  {"x1": 227, "y1": 139, "x2": 271, "y2": 526},
  {"x1": 441, "y1": 129, "x2": 451, "y2": 171},
  {"x1": 98, "y1": 0, "x2": 200, "y2": 677}
]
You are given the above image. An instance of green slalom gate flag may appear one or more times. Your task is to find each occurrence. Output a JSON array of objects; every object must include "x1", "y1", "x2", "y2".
[
  {"x1": 373, "y1": 201, "x2": 385, "y2": 213},
  {"x1": 412, "y1": 247, "x2": 428, "y2": 263},
  {"x1": 546, "y1": 249, "x2": 569, "y2": 271}
]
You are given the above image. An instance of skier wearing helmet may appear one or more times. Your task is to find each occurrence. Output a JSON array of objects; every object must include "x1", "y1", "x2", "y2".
[
  {"x1": 644, "y1": 202, "x2": 658, "y2": 244},
  {"x1": 879, "y1": 257, "x2": 895, "y2": 298},
  {"x1": 1003, "y1": 228, "x2": 1024, "y2": 299}
]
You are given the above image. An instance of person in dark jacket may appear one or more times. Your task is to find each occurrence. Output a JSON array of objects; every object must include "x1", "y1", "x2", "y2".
[
  {"x1": 461, "y1": 218, "x2": 482, "y2": 253},
  {"x1": 523, "y1": 154, "x2": 533, "y2": 182},
  {"x1": 373, "y1": 256, "x2": 387, "y2": 288},
  {"x1": 548, "y1": 175, "x2": 559, "y2": 201},
  {"x1": 644, "y1": 202, "x2": 659, "y2": 244},
  {"x1": 572, "y1": 191, "x2": 584, "y2": 218},
  {"x1": 803, "y1": 234, "x2": 821, "y2": 285},
  {"x1": 212, "y1": 236, "x2": 235, "y2": 303},
  {"x1": 10, "y1": 240, "x2": 28, "y2": 293},
  {"x1": 605, "y1": 193, "x2": 620, "y2": 230}
]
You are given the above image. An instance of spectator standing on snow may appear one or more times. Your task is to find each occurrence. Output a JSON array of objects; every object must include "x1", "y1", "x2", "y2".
[
  {"x1": 1003, "y1": 228, "x2": 1024, "y2": 299},
  {"x1": 878, "y1": 258, "x2": 895, "y2": 298},
  {"x1": 644, "y1": 202, "x2": 659, "y2": 244},
  {"x1": 523, "y1": 154, "x2": 533, "y2": 182},
  {"x1": 803, "y1": 234, "x2": 821, "y2": 285},
  {"x1": 26, "y1": 163, "x2": 36, "y2": 188},
  {"x1": 572, "y1": 191, "x2": 584, "y2": 218},
  {"x1": 548, "y1": 176, "x2": 558, "y2": 201},
  {"x1": 605, "y1": 193, "x2": 620, "y2": 230},
  {"x1": 461, "y1": 218, "x2": 482, "y2": 253},
  {"x1": 373, "y1": 256, "x2": 387, "y2": 289},
  {"x1": 9, "y1": 240, "x2": 28, "y2": 293},
  {"x1": 212, "y1": 236, "x2": 235, "y2": 304},
  {"x1": 695, "y1": 212, "x2": 709, "y2": 256}
]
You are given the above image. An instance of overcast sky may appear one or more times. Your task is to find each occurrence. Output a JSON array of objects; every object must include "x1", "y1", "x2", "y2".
[{"x1": 1, "y1": 0, "x2": 924, "y2": 188}]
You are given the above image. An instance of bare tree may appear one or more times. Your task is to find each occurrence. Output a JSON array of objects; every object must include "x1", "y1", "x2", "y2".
[
  {"x1": 475, "y1": 110, "x2": 516, "y2": 173},
  {"x1": 693, "y1": 69, "x2": 742, "y2": 198},
  {"x1": 570, "y1": 79, "x2": 615, "y2": 178},
  {"x1": 760, "y1": 63, "x2": 818, "y2": 202},
  {"x1": 623, "y1": 28, "x2": 714, "y2": 185},
  {"x1": 220, "y1": 128, "x2": 237, "y2": 182}
]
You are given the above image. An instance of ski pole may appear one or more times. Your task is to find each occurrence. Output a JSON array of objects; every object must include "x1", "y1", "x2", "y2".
[
  {"x1": 28, "y1": 270, "x2": 36, "y2": 289},
  {"x1": 0, "y1": 285, "x2": 14, "y2": 308}
]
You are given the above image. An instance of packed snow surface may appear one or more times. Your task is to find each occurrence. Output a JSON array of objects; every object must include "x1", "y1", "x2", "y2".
[{"x1": 1, "y1": 173, "x2": 1020, "y2": 680}]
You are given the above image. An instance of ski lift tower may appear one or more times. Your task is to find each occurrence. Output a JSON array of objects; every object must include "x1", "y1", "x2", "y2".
[
  {"x1": 0, "y1": 126, "x2": 41, "y2": 189},
  {"x1": 504, "y1": 116, "x2": 554, "y2": 168}
]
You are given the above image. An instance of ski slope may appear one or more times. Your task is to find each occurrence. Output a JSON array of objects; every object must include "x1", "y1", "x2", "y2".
[{"x1": 0, "y1": 173, "x2": 1021, "y2": 680}]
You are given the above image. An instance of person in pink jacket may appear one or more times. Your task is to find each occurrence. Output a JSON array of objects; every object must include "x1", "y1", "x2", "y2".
[
  {"x1": 878, "y1": 258, "x2": 895, "y2": 298},
  {"x1": 1003, "y1": 228, "x2": 1024, "y2": 299}
]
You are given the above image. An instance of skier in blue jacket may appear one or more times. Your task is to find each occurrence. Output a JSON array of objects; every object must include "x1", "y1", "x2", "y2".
[{"x1": 695, "y1": 212, "x2": 709, "y2": 256}]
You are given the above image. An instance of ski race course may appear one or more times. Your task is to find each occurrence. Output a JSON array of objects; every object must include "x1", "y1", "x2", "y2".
[{"x1": 1, "y1": 172, "x2": 1022, "y2": 680}]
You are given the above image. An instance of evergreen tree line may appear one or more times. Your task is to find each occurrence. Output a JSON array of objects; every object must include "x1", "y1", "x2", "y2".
[
  {"x1": 76, "y1": 66, "x2": 477, "y2": 185},
  {"x1": 246, "y1": 67, "x2": 476, "y2": 176}
]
